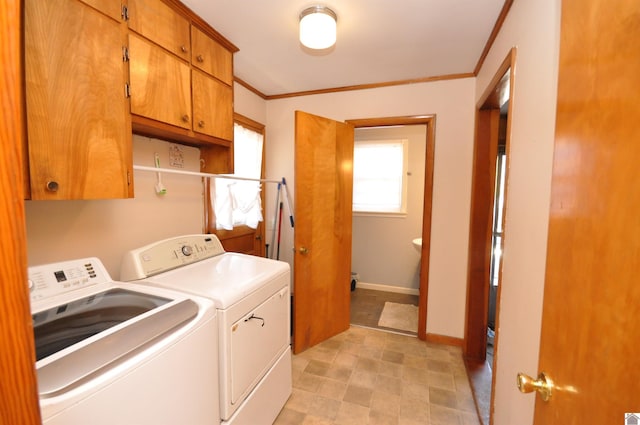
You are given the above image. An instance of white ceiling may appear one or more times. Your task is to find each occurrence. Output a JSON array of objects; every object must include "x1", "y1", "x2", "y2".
[{"x1": 180, "y1": 0, "x2": 506, "y2": 97}]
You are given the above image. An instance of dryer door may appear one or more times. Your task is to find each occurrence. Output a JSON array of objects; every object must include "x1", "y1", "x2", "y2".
[{"x1": 229, "y1": 286, "x2": 289, "y2": 405}]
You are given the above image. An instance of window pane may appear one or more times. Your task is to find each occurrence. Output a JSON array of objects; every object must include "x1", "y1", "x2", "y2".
[{"x1": 353, "y1": 140, "x2": 406, "y2": 213}]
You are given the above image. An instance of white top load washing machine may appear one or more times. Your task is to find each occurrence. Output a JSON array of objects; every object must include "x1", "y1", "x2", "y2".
[
  {"x1": 120, "y1": 234, "x2": 292, "y2": 425},
  {"x1": 29, "y1": 257, "x2": 219, "y2": 425}
]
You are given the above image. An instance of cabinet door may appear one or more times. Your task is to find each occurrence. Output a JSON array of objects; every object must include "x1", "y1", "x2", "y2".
[
  {"x1": 192, "y1": 69, "x2": 233, "y2": 141},
  {"x1": 80, "y1": 0, "x2": 122, "y2": 20},
  {"x1": 191, "y1": 26, "x2": 233, "y2": 85},
  {"x1": 24, "y1": 0, "x2": 132, "y2": 200},
  {"x1": 129, "y1": 34, "x2": 191, "y2": 130},
  {"x1": 127, "y1": 0, "x2": 190, "y2": 60}
]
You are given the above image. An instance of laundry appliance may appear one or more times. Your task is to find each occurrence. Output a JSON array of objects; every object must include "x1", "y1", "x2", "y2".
[
  {"x1": 29, "y1": 257, "x2": 219, "y2": 425},
  {"x1": 120, "y1": 234, "x2": 291, "y2": 425}
]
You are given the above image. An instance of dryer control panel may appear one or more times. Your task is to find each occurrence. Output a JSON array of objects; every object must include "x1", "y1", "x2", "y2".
[
  {"x1": 120, "y1": 234, "x2": 226, "y2": 280},
  {"x1": 28, "y1": 257, "x2": 111, "y2": 303}
]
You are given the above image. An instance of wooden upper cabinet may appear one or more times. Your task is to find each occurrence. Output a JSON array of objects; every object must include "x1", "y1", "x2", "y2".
[
  {"x1": 129, "y1": 33, "x2": 192, "y2": 130},
  {"x1": 80, "y1": 0, "x2": 123, "y2": 20},
  {"x1": 191, "y1": 26, "x2": 233, "y2": 85},
  {"x1": 126, "y1": 0, "x2": 236, "y2": 145},
  {"x1": 24, "y1": 0, "x2": 133, "y2": 200},
  {"x1": 192, "y1": 70, "x2": 233, "y2": 140},
  {"x1": 127, "y1": 0, "x2": 190, "y2": 60}
]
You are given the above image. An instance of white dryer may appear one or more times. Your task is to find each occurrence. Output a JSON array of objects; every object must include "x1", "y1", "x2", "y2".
[
  {"x1": 29, "y1": 257, "x2": 219, "y2": 425},
  {"x1": 120, "y1": 234, "x2": 292, "y2": 425}
]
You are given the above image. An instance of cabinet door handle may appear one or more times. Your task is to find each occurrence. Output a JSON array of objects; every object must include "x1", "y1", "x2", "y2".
[
  {"x1": 180, "y1": 45, "x2": 188, "y2": 53},
  {"x1": 198, "y1": 120, "x2": 205, "y2": 128},
  {"x1": 196, "y1": 54, "x2": 204, "y2": 63},
  {"x1": 181, "y1": 114, "x2": 190, "y2": 123}
]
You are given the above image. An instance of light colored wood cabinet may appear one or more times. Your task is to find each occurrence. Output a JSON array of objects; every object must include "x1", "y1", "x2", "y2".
[
  {"x1": 129, "y1": 33, "x2": 191, "y2": 130},
  {"x1": 192, "y1": 69, "x2": 233, "y2": 140},
  {"x1": 80, "y1": 0, "x2": 123, "y2": 21},
  {"x1": 24, "y1": 0, "x2": 133, "y2": 200},
  {"x1": 191, "y1": 26, "x2": 233, "y2": 85},
  {"x1": 127, "y1": 0, "x2": 236, "y2": 145},
  {"x1": 127, "y1": 0, "x2": 190, "y2": 60}
]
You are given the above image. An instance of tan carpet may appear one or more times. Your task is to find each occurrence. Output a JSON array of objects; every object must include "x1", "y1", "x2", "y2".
[{"x1": 377, "y1": 302, "x2": 418, "y2": 333}]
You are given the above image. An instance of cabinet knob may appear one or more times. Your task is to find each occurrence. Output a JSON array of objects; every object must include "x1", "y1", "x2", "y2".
[
  {"x1": 181, "y1": 114, "x2": 190, "y2": 123},
  {"x1": 180, "y1": 45, "x2": 188, "y2": 53},
  {"x1": 196, "y1": 54, "x2": 204, "y2": 63},
  {"x1": 198, "y1": 120, "x2": 205, "y2": 128},
  {"x1": 46, "y1": 181, "x2": 59, "y2": 192}
]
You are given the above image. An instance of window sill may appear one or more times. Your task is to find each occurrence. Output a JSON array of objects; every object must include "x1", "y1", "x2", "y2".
[{"x1": 352, "y1": 211, "x2": 407, "y2": 218}]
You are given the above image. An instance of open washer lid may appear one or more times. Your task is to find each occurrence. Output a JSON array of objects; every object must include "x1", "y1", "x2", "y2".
[{"x1": 29, "y1": 258, "x2": 202, "y2": 397}]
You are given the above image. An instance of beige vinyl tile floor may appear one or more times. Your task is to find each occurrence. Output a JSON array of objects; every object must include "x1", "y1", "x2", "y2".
[{"x1": 274, "y1": 326, "x2": 481, "y2": 425}]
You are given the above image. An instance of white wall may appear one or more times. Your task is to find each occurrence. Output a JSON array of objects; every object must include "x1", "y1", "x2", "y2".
[
  {"x1": 25, "y1": 136, "x2": 204, "y2": 279},
  {"x1": 234, "y1": 82, "x2": 267, "y2": 124},
  {"x1": 475, "y1": 0, "x2": 561, "y2": 423},
  {"x1": 263, "y1": 78, "x2": 476, "y2": 339},
  {"x1": 351, "y1": 125, "x2": 426, "y2": 292}
]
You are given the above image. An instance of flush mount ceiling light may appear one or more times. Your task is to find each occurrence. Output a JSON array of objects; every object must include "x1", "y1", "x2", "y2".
[{"x1": 299, "y1": 5, "x2": 337, "y2": 50}]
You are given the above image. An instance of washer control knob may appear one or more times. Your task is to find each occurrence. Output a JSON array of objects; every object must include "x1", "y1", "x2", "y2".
[{"x1": 181, "y1": 245, "x2": 193, "y2": 256}]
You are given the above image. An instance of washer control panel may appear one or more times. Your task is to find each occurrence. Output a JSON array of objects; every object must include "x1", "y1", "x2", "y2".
[
  {"x1": 28, "y1": 257, "x2": 111, "y2": 303},
  {"x1": 120, "y1": 234, "x2": 225, "y2": 280}
]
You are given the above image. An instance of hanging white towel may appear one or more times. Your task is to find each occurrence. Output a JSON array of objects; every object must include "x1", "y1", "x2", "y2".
[
  {"x1": 210, "y1": 123, "x2": 264, "y2": 230},
  {"x1": 230, "y1": 181, "x2": 263, "y2": 229},
  {"x1": 211, "y1": 179, "x2": 234, "y2": 230},
  {"x1": 211, "y1": 180, "x2": 263, "y2": 230}
]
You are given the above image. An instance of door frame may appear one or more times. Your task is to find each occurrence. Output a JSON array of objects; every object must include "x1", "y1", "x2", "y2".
[
  {"x1": 464, "y1": 48, "x2": 516, "y2": 422},
  {"x1": 347, "y1": 115, "x2": 436, "y2": 340}
]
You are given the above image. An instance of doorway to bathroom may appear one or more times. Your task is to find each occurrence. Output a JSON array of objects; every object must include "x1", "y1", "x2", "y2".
[
  {"x1": 464, "y1": 48, "x2": 515, "y2": 425},
  {"x1": 347, "y1": 116, "x2": 436, "y2": 339}
]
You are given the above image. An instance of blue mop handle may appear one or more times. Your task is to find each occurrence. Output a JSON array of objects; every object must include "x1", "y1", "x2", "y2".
[{"x1": 282, "y1": 178, "x2": 295, "y2": 227}]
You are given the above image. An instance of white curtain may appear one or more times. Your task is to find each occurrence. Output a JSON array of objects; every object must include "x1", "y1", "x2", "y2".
[{"x1": 211, "y1": 123, "x2": 264, "y2": 230}]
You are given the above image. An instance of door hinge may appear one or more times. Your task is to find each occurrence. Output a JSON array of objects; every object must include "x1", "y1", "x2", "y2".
[
  {"x1": 121, "y1": 5, "x2": 129, "y2": 21},
  {"x1": 127, "y1": 171, "x2": 131, "y2": 186},
  {"x1": 124, "y1": 83, "x2": 131, "y2": 98},
  {"x1": 122, "y1": 46, "x2": 129, "y2": 62}
]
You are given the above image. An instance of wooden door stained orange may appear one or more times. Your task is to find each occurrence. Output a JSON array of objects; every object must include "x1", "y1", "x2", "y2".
[
  {"x1": 527, "y1": 0, "x2": 640, "y2": 422},
  {"x1": 293, "y1": 111, "x2": 354, "y2": 354},
  {"x1": 1, "y1": 0, "x2": 41, "y2": 422}
]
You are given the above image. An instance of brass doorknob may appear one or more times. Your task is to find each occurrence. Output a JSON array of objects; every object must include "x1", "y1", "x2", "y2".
[
  {"x1": 298, "y1": 246, "x2": 309, "y2": 254},
  {"x1": 517, "y1": 372, "x2": 554, "y2": 402}
]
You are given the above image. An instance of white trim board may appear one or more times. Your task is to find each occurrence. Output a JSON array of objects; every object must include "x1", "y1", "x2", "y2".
[{"x1": 356, "y1": 281, "x2": 419, "y2": 296}]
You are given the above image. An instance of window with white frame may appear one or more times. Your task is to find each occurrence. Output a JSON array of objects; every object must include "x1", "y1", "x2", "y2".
[{"x1": 352, "y1": 139, "x2": 408, "y2": 214}]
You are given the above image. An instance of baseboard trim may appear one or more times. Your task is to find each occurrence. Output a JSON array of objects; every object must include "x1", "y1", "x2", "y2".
[
  {"x1": 426, "y1": 333, "x2": 464, "y2": 347},
  {"x1": 356, "y1": 281, "x2": 419, "y2": 296}
]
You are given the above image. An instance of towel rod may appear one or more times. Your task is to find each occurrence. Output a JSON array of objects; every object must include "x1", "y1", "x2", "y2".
[{"x1": 133, "y1": 164, "x2": 282, "y2": 184}]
